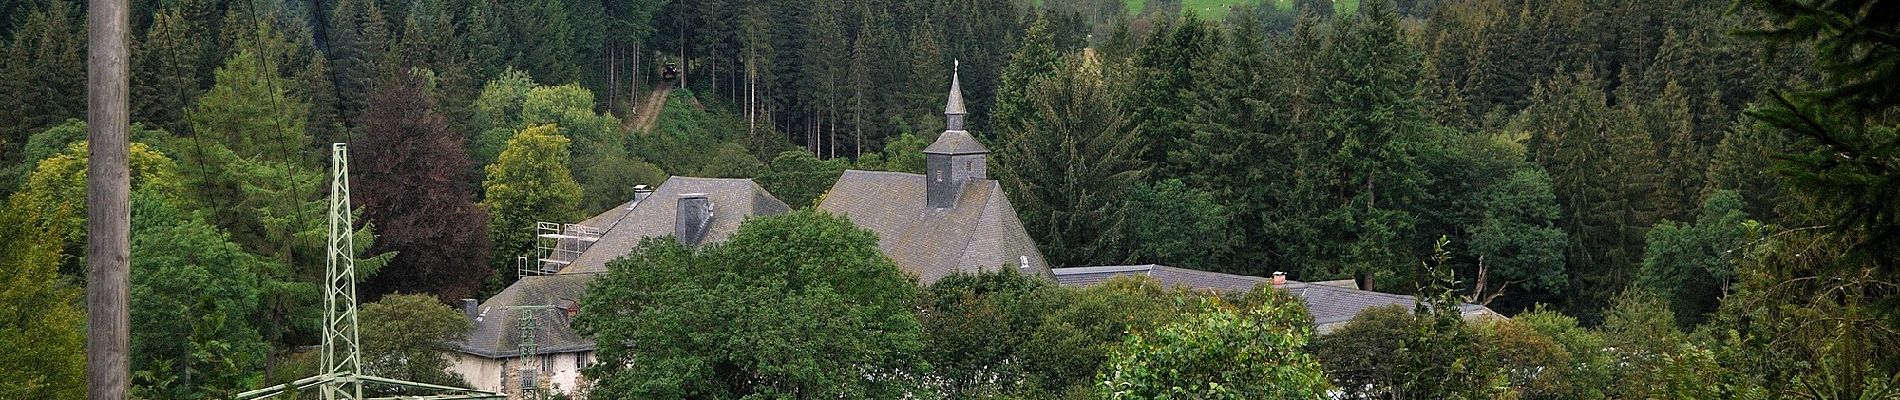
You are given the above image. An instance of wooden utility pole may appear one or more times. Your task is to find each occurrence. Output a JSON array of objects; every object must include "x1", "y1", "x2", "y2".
[{"x1": 86, "y1": 0, "x2": 130, "y2": 398}]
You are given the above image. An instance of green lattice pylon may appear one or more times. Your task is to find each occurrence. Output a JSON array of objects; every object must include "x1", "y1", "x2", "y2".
[{"x1": 322, "y1": 143, "x2": 364, "y2": 400}]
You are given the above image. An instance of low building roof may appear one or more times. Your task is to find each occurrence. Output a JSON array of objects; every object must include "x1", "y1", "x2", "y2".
[
  {"x1": 454, "y1": 274, "x2": 596, "y2": 358},
  {"x1": 1050, "y1": 265, "x2": 1499, "y2": 332},
  {"x1": 818, "y1": 170, "x2": 1050, "y2": 283},
  {"x1": 560, "y1": 177, "x2": 789, "y2": 275},
  {"x1": 453, "y1": 176, "x2": 789, "y2": 358}
]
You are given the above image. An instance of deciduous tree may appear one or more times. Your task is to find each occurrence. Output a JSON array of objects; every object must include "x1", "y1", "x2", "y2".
[
  {"x1": 575, "y1": 210, "x2": 926, "y2": 398},
  {"x1": 355, "y1": 73, "x2": 492, "y2": 301}
]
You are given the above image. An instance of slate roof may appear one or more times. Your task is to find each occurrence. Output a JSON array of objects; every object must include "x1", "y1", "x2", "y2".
[
  {"x1": 1050, "y1": 265, "x2": 1499, "y2": 332},
  {"x1": 453, "y1": 176, "x2": 789, "y2": 358},
  {"x1": 944, "y1": 65, "x2": 966, "y2": 116},
  {"x1": 923, "y1": 130, "x2": 987, "y2": 154},
  {"x1": 453, "y1": 274, "x2": 596, "y2": 358},
  {"x1": 818, "y1": 170, "x2": 1052, "y2": 284},
  {"x1": 560, "y1": 177, "x2": 790, "y2": 275}
]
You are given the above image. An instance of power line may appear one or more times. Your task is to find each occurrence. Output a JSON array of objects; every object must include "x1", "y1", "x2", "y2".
[{"x1": 243, "y1": 0, "x2": 315, "y2": 277}]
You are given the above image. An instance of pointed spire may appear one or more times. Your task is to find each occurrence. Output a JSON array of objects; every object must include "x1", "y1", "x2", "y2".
[{"x1": 945, "y1": 60, "x2": 967, "y2": 131}]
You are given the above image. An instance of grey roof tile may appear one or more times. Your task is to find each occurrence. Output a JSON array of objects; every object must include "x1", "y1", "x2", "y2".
[
  {"x1": 922, "y1": 130, "x2": 986, "y2": 155},
  {"x1": 453, "y1": 176, "x2": 788, "y2": 357},
  {"x1": 560, "y1": 177, "x2": 789, "y2": 275},
  {"x1": 453, "y1": 274, "x2": 596, "y2": 358},
  {"x1": 818, "y1": 170, "x2": 1050, "y2": 284}
]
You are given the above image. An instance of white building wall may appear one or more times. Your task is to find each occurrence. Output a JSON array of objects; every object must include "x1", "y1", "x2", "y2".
[{"x1": 449, "y1": 351, "x2": 594, "y2": 399}]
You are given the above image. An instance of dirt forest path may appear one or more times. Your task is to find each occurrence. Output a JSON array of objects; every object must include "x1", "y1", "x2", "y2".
[{"x1": 626, "y1": 84, "x2": 672, "y2": 133}]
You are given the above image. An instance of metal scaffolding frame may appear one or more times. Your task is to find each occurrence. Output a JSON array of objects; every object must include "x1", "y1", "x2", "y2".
[
  {"x1": 239, "y1": 144, "x2": 502, "y2": 400},
  {"x1": 522, "y1": 222, "x2": 601, "y2": 277}
]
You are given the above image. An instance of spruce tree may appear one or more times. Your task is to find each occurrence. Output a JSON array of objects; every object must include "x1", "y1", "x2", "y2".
[
  {"x1": 1299, "y1": 0, "x2": 1432, "y2": 289},
  {"x1": 990, "y1": 12, "x2": 1063, "y2": 142},
  {"x1": 1175, "y1": 6, "x2": 1290, "y2": 272},
  {"x1": 0, "y1": 2, "x2": 85, "y2": 159},
  {"x1": 992, "y1": 58, "x2": 1146, "y2": 266},
  {"x1": 132, "y1": 9, "x2": 206, "y2": 135}
]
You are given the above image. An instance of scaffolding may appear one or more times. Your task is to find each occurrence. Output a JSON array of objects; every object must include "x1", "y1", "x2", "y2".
[
  {"x1": 238, "y1": 144, "x2": 502, "y2": 400},
  {"x1": 521, "y1": 222, "x2": 602, "y2": 277}
]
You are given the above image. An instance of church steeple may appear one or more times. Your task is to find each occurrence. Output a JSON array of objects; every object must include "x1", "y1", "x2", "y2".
[
  {"x1": 945, "y1": 60, "x2": 967, "y2": 131},
  {"x1": 924, "y1": 61, "x2": 987, "y2": 209}
]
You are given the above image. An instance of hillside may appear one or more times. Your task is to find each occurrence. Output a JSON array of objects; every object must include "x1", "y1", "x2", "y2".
[{"x1": 1121, "y1": 0, "x2": 1360, "y2": 18}]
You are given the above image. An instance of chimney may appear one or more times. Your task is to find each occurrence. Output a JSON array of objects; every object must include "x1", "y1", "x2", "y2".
[
  {"x1": 1272, "y1": 272, "x2": 1287, "y2": 286},
  {"x1": 460, "y1": 299, "x2": 478, "y2": 321},
  {"x1": 629, "y1": 184, "x2": 654, "y2": 209},
  {"x1": 676, "y1": 193, "x2": 713, "y2": 246}
]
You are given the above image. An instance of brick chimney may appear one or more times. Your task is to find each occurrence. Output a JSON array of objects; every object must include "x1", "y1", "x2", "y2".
[
  {"x1": 1272, "y1": 271, "x2": 1287, "y2": 286},
  {"x1": 676, "y1": 193, "x2": 713, "y2": 246}
]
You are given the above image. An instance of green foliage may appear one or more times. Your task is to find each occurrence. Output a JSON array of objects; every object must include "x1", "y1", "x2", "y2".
[
  {"x1": 1313, "y1": 238, "x2": 1507, "y2": 399},
  {"x1": 1297, "y1": 0, "x2": 1432, "y2": 288},
  {"x1": 1098, "y1": 293, "x2": 1332, "y2": 399},
  {"x1": 0, "y1": 1, "x2": 84, "y2": 160},
  {"x1": 1468, "y1": 168, "x2": 1569, "y2": 299},
  {"x1": 483, "y1": 125, "x2": 582, "y2": 289},
  {"x1": 575, "y1": 210, "x2": 926, "y2": 398},
  {"x1": 990, "y1": 12, "x2": 1065, "y2": 141},
  {"x1": 0, "y1": 202, "x2": 83, "y2": 400},
  {"x1": 187, "y1": 48, "x2": 311, "y2": 164},
  {"x1": 1638, "y1": 190, "x2": 1751, "y2": 326},
  {"x1": 359, "y1": 294, "x2": 473, "y2": 390},
  {"x1": 128, "y1": 191, "x2": 272, "y2": 399},
  {"x1": 854, "y1": 132, "x2": 928, "y2": 174},
  {"x1": 132, "y1": 7, "x2": 210, "y2": 134},
  {"x1": 918, "y1": 270, "x2": 1052, "y2": 397},
  {"x1": 755, "y1": 150, "x2": 847, "y2": 208},
  {"x1": 1117, "y1": 178, "x2": 1236, "y2": 269},
  {"x1": 1596, "y1": 291, "x2": 1737, "y2": 399},
  {"x1": 632, "y1": 90, "x2": 765, "y2": 182},
  {"x1": 1016, "y1": 277, "x2": 1206, "y2": 394},
  {"x1": 1124, "y1": 14, "x2": 1218, "y2": 169},
  {"x1": 470, "y1": 69, "x2": 634, "y2": 212},
  {"x1": 993, "y1": 57, "x2": 1146, "y2": 266},
  {"x1": 1480, "y1": 311, "x2": 1595, "y2": 400},
  {"x1": 13, "y1": 140, "x2": 182, "y2": 277}
]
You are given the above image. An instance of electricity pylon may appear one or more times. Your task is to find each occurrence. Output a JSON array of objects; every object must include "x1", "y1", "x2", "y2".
[
  {"x1": 238, "y1": 144, "x2": 503, "y2": 400},
  {"x1": 323, "y1": 142, "x2": 364, "y2": 400}
]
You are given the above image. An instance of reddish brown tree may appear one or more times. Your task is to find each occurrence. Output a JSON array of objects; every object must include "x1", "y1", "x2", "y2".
[{"x1": 353, "y1": 73, "x2": 492, "y2": 301}]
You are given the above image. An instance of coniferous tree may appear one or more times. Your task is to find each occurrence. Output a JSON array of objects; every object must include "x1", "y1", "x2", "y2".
[
  {"x1": 1176, "y1": 6, "x2": 1289, "y2": 272},
  {"x1": 132, "y1": 8, "x2": 207, "y2": 134},
  {"x1": 993, "y1": 57, "x2": 1145, "y2": 266},
  {"x1": 906, "y1": 21, "x2": 949, "y2": 133},
  {"x1": 354, "y1": 73, "x2": 492, "y2": 301},
  {"x1": 1298, "y1": 0, "x2": 1432, "y2": 290},
  {"x1": 1123, "y1": 14, "x2": 1217, "y2": 171},
  {"x1": 0, "y1": 1, "x2": 85, "y2": 161},
  {"x1": 990, "y1": 12, "x2": 1063, "y2": 142}
]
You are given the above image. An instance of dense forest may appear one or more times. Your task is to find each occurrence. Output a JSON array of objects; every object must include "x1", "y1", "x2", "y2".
[{"x1": 0, "y1": 0, "x2": 1895, "y2": 398}]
